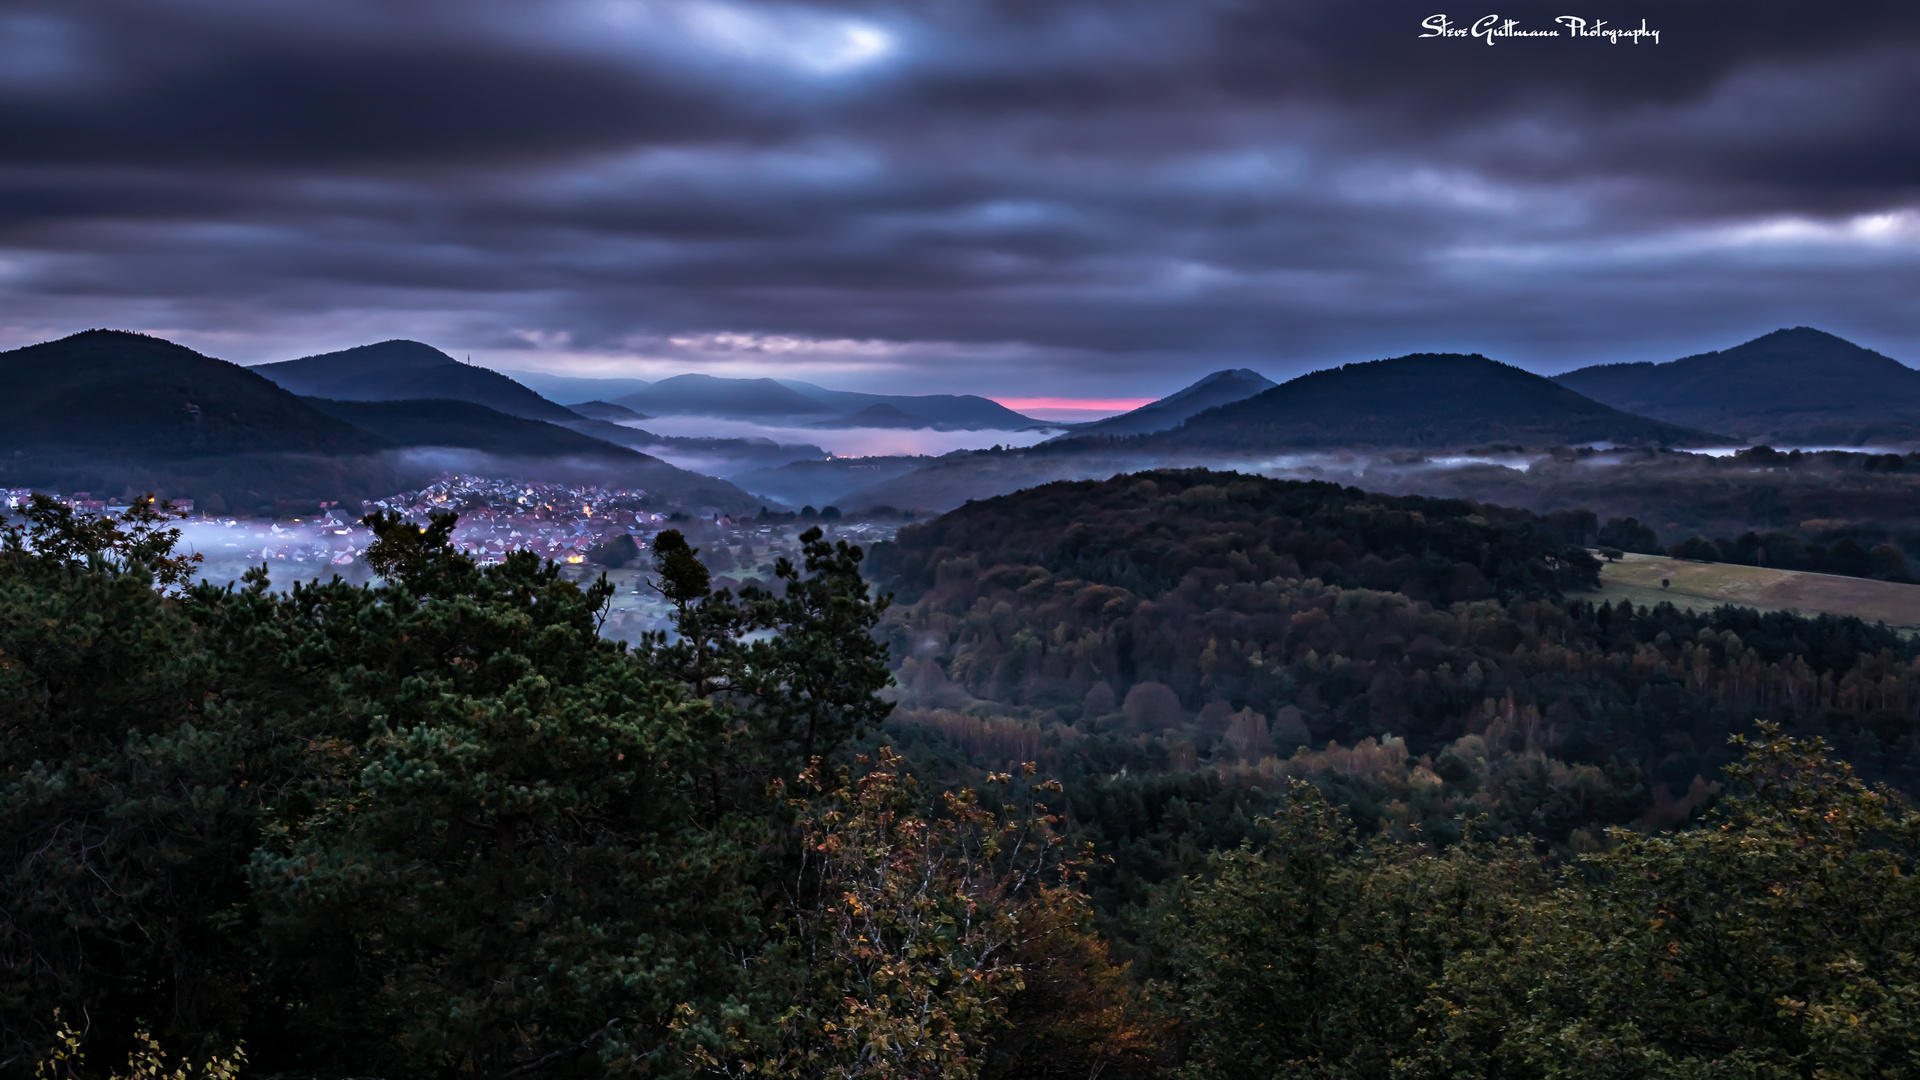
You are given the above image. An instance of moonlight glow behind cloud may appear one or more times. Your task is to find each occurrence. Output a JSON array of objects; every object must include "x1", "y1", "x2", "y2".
[{"x1": 0, "y1": 0, "x2": 1914, "y2": 396}]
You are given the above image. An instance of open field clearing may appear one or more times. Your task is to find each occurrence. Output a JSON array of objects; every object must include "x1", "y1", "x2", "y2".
[{"x1": 1592, "y1": 552, "x2": 1920, "y2": 629}]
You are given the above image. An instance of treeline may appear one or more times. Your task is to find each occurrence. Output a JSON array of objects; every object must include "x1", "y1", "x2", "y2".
[
  {"x1": 8, "y1": 491, "x2": 1920, "y2": 1078},
  {"x1": 0, "y1": 499, "x2": 1139, "y2": 1079},
  {"x1": 1664, "y1": 528, "x2": 1915, "y2": 582},
  {"x1": 869, "y1": 470, "x2": 1603, "y2": 607},
  {"x1": 1154, "y1": 734, "x2": 1920, "y2": 1078},
  {"x1": 1402, "y1": 445, "x2": 1920, "y2": 582},
  {"x1": 866, "y1": 470, "x2": 1920, "y2": 904}
]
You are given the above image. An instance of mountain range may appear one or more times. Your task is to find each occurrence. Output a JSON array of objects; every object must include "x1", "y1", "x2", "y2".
[
  {"x1": 835, "y1": 353, "x2": 1724, "y2": 513},
  {"x1": 773, "y1": 380, "x2": 1038, "y2": 429},
  {"x1": 1553, "y1": 327, "x2": 1920, "y2": 445},
  {"x1": 600, "y1": 373, "x2": 1038, "y2": 429},
  {"x1": 10, "y1": 324, "x2": 1918, "y2": 519},
  {"x1": 1127, "y1": 353, "x2": 1717, "y2": 452},
  {"x1": 497, "y1": 370, "x2": 656, "y2": 405},
  {"x1": 0, "y1": 331, "x2": 754, "y2": 514},
  {"x1": 253, "y1": 341, "x2": 582, "y2": 423}
]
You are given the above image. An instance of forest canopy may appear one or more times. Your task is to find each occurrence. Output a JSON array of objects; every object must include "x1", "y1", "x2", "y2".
[{"x1": 7, "y1": 478, "x2": 1920, "y2": 1080}]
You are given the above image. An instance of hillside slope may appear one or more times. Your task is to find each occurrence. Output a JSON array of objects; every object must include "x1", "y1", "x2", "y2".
[
  {"x1": 1554, "y1": 328, "x2": 1920, "y2": 445},
  {"x1": 615, "y1": 374, "x2": 827, "y2": 418},
  {"x1": 1137, "y1": 353, "x2": 1715, "y2": 451},
  {"x1": 255, "y1": 341, "x2": 580, "y2": 422},
  {"x1": 0, "y1": 330, "x2": 404, "y2": 512},
  {"x1": 778, "y1": 380, "x2": 1038, "y2": 429},
  {"x1": 0, "y1": 330, "x2": 390, "y2": 457},
  {"x1": 1067, "y1": 368, "x2": 1276, "y2": 438}
]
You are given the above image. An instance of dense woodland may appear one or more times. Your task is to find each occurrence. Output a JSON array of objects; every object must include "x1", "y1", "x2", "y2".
[
  {"x1": 7, "y1": 479, "x2": 1920, "y2": 1078},
  {"x1": 1397, "y1": 445, "x2": 1920, "y2": 579},
  {"x1": 867, "y1": 471, "x2": 1920, "y2": 911}
]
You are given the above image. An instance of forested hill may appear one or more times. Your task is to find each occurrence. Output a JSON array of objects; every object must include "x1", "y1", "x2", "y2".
[
  {"x1": 0, "y1": 329, "x2": 390, "y2": 457},
  {"x1": 0, "y1": 330, "x2": 406, "y2": 512},
  {"x1": 1554, "y1": 326, "x2": 1920, "y2": 445},
  {"x1": 1102, "y1": 352, "x2": 1715, "y2": 451},
  {"x1": 254, "y1": 339, "x2": 582, "y2": 423},
  {"x1": 867, "y1": 468, "x2": 1920, "y2": 877},
  {"x1": 868, "y1": 469, "x2": 1602, "y2": 607}
]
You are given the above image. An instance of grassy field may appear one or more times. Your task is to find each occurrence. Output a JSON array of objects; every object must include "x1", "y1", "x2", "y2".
[{"x1": 1591, "y1": 553, "x2": 1920, "y2": 629}]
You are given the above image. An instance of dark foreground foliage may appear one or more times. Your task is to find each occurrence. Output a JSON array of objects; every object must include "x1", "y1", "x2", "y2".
[
  {"x1": 1, "y1": 497, "x2": 1139, "y2": 1079},
  {"x1": 8, "y1": 481, "x2": 1920, "y2": 1080},
  {"x1": 1158, "y1": 729, "x2": 1920, "y2": 1079}
]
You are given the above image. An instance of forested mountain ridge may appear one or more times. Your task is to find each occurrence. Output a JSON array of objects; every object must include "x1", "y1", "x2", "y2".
[
  {"x1": 0, "y1": 329, "x2": 390, "y2": 456},
  {"x1": 1073, "y1": 352, "x2": 1717, "y2": 451},
  {"x1": 1554, "y1": 326, "x2": 1920, "y2": 445},
  {"x1": 255, "y1": 339, "x2": 583, "y2": 422},
  {"x1": 0, "y1": 330, "x2": 406, "y2": 513}
]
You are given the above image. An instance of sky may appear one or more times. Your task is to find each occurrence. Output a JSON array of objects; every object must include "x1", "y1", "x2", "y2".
[{"x1": 0, "y1": 0, "x2": 1917, "y2": 401}]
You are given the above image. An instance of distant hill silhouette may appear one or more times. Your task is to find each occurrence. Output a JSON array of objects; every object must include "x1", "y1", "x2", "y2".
[
  {"x1": 0, "y1": 330, "x2": 400, "y2": 513},
  {"x1": 811, "y1": 403, "x2": 924, "y2": 429},
  {"x1": 1553, "y1": 328, "x2": 1920, "y2": 445},
  {"x1": 569, "y1": 400, "x2": 652, "y2": 422},
  {"x1": 615, "y1": 374, "x2": 827, "y2": 418},
  {"x1": 254, "y1": 341, "x2": 580, "y2": 423},
  {"x1": 303, "y1": 398, "x2": 757, "y2": 511},
  {"x1": 1067, "y1": 368, "x2": 1277, "y2": 438},
  {"x1": 596, "y1": 372, "x2": 1035, "y2": 428},
  {"x1": 1, "y1": 330, "x2": 388, "y2": 457},
  {"x1": 777, "y1": 380, "x2": 1038, "y2": 429},
  {"x1": 497, "y1": 370, "x2": 654, "y2": 405},
  {"x1": 0, "y1": 330, "x2": 754, "y2": 514},
  {"x1": 1130, "y1": 353, "x2": 1715, "y2": 451}
]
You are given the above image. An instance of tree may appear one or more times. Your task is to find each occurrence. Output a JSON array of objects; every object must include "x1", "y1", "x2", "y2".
[
  {"x1": 677, "y1": 753, "x2": 1147, "y2": 1080},
  {"x1": 1158, "y1": 731, "x2": 1920, "y2": 1078},
  {"x1": 6, "y1": 502, "x2": 905, "y2": 1078},
  {"x1": 1, "y1": 496, "x2": 240, "y2": 1067}
]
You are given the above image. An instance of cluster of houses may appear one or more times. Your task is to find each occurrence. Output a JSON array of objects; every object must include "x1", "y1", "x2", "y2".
[
  {"x1": 4, "y1": 489, "x2": 194, "y2": 515},
  {"x1": 355, "y1": 475, "x2": 668, "y2": 566}
]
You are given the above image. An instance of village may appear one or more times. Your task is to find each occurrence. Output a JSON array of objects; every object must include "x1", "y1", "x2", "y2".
[{"x1": 6, "y1": 476, "x2": 901, "y2": 641}]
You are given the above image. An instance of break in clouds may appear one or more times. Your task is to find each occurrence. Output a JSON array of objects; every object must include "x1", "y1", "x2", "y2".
[{"x1": 0, "y1": 0, "x2": 1917, "y2": 394}]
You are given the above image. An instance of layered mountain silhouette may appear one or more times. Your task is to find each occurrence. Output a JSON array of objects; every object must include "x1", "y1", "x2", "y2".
[
  {"x1": 549, "y1": 414, "x2": 824, "y2": 476},
  {"x1": 602, "y1": 373, "x2": 1036, "y2": 429},
  {"x1": 0, "y1": 330, "x2": 400, "y2": 512},
  {"x1": 302, "y1": 398, "x2": 755, "y2": 510},
  {"x1": 1553, "y1": 328, "x2": 1920, "y2": 445},
  {"x1": 1, "y1": 330, "x2": 388, "y2": 457},
  {"x1": 614, "y1": 375, "x2": 826, "y2": 418},
  {"x1": 1066, "y1": 368, "x2": 1277, "y2": 438},
  {"x1": 777, "y1": 381, "x2": 1037, "y2": 429},
  {"x1": 810, "y1": 403, "x2": 924, "y2": 429},
  {"x1": 254, "y1": 341, "x2": 581, "y2": 423},
  {"x1": 497, "y1": 370, "x2": 654, "y2": 405},
  {"x1": 0, "y1": 330, "x2": 753, "y2": 514},
  {"x1": 568, "y1": 400, "x2": 652, "y2": 422},
  {"x1": 1129, "y1": 353, "x2": 1716, "y2": 451}
]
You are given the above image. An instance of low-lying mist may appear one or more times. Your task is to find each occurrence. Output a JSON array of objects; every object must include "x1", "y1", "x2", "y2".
[{"x1": 628, "y1": 415, "x2": 1064, "y2": 460}]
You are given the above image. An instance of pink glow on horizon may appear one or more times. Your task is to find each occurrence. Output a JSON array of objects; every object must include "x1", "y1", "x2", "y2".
[
  {"x1": 995, "y1": 396, "x2": 1154, "y2": 423},
  {"x1": 994, "y1": 396, "x2": 1156, "y2": 411}
]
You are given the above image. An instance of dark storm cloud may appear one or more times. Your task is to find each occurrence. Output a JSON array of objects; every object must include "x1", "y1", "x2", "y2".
[{"x1": 0, "y1": 0, "x2": 1917, "y2": 394}]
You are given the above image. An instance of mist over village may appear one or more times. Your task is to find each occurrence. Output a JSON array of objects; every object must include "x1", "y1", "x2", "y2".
[{"x1": 5, "y1": 2, "x2": 1920, "y2": 1078}]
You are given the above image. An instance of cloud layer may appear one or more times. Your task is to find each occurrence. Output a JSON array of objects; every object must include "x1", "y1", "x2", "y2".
[{"x1": 1, "y1": 0, "x2": 1916, "y2": 394}]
